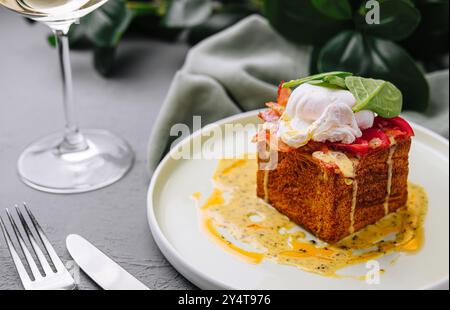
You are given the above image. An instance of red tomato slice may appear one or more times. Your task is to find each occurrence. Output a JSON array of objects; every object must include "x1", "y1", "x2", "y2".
[
  {"x1": 328, "y1": 128, "x2": 391, "y2": 156},
  {"x1": 384, "y1": 128, "x2": 407, "y2": 140},
  {"x1": 362, "y1": 128, "x2": 391, "y2": 150},
  {"x1": 387, "y1": 117, "x2": 415, "y2": 137},
  {"x1": 374, "y1": 116, "x2": 415, "y2": 138},
  {"x1": 329, "y1": 138, "x2": 370, "y2": 156}
]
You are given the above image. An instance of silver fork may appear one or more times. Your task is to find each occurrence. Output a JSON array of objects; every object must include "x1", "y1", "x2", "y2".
[{"x1": 0, "y1": 204, "x2": 76, "y2": 290}]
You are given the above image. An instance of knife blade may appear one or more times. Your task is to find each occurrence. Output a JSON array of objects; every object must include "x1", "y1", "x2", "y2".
[{"x1": 66, "y1": 234, "x2": 149, "y2": 290}]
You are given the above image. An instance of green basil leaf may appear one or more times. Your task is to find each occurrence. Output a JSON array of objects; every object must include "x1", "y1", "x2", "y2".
[
  {"x1": 83, "y1": 0, "x2": 133, "y2": 47},
  {"x1": 263, "y1": 0, "x2": 350, "y2": 45},
  {"x1": 309, "y1": 80, "x2": 346, "y2": 90},
  {"x1": 317, "y1": 31, "x2": 429, "y2": 111},
  {"x1": 164, "y1": 0, "x2": 213, "y2": 28},
  {"x1": 283, "y1": 71, "x2": 353, "y2": 88},
  {"x1": 356, "y1": 0, "x2": 421, "y2": 41},
  {"x1": 346, "y1": 76, "x2": 403, "y2": 118},
  {"x1": 311, "y1": 0, "x2": 353, "y2": 21},
  {"x1": 323, "y1": 75, "x2": 347, "y2": 88},
  {"x1": 307, "y1": 80, "x2": 326, "y2": 85}
]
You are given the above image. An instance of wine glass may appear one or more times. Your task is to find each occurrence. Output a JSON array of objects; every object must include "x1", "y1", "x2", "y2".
[{"x1": 0, "y1": 0, "x2": 134, "y2": 193}]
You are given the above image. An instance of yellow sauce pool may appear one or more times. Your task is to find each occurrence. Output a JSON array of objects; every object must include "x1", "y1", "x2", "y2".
[{"x1": 195, "y1": 156, "x2": 428, "y2": 278}]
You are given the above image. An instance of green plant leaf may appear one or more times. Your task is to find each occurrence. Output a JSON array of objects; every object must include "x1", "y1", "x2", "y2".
[
  {"x1": 356, "y1": 0, "x2": 421, "y2": 41},
  {"x1": 127, "y1": 0, "x2": 166, "y2": 16},
  {"x1": 317, "y1": 31, "x2": 430, "y2": 111},
  {"x1": 401, "y1": 0, "x2": 449, "y2": 59},
  {"x1": 263, "y1": 0, "x2": 351, "y2": 45},
  {"x1": 309, "y1": 45, "x2": 322, "y2": 74},
  {"x1": 164, "y1": 0, "x2": 213, "y2": 28},
  {"x1": 94, "y1": 46, "x2": 117, "y2": 77},
  {"x1": 67, "y1": 22, "x2": 93, "y2": 48},
  {"x1": 187, "y1": 10, "x2": 253, "y2": 45},
  {"x1": 311, "y1": 0, "x2": 353, "y2": 20},
  {"x1": 47, "y1": 34, "x2": 56, "y2": 47},
  {"x1": 127, "y1": 9, "x2": 181, "y2": 41},
  {"x1": 83, "y1": 0, "x2": 133, "y2": 47},
  {"x1": 185, "y1": 2, "x2": 259, "y2": 45},
  {"x1": 346, "y1": 76, "x2": 403, "y2": 118},
  {"x1": 283, "y1": 71, "x2": 353, "y2": 88}
]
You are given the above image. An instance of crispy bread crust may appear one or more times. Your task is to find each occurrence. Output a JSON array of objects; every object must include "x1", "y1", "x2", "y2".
[{"x1": 257, "y1": 139, "x2": 411, "y2": 243}]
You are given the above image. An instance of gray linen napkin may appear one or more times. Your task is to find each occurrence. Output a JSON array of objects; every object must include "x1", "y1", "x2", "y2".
[{"x1": 148, "y1": 15, "x2": 449, "y2": 173}]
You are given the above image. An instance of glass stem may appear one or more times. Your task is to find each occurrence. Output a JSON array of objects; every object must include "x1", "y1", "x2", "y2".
[{"x1": 54, "y1": 29, "x2": 88, "y2": 153}]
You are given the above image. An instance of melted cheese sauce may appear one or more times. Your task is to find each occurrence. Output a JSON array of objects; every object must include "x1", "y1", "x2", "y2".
[
  {"x1": 312, "y1": 151, "x2": 358, "y2": 179},
  {"x1": 263, "y1": 170, "x2": 270, "y2": 202},
  {"x1": 349, "y1": 180, "x2": 358, "y2": 234},
  {"x1": 196, "y1": 156, "x2": 428, "y2": 278},
  {"x1": 384, "y1": 145, "x2": 397, "y2": 215}
]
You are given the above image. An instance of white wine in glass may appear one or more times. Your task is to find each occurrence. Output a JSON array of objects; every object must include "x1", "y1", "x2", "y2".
[{"x1": 0, "y1": 0, "x2": 135, "y2": 193}]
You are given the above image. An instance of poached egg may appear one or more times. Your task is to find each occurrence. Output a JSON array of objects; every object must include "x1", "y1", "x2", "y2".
[{"x1": 277, "y1": 83, "x2": 375, "y2": 148}]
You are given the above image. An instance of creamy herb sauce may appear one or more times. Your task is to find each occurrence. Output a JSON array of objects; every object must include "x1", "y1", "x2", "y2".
[{"x1": 196, "y1": 156, "x2": 428, "y2": 278}]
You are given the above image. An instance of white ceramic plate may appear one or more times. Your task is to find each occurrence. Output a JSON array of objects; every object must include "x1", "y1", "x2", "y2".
[{"x1": 147, "y1": 110, "x2": 449, "y2": 290}]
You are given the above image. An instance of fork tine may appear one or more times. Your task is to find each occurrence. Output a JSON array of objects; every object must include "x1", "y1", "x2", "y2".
[
  {"x1": 5, "y1": 209, "x2": 42, "y2": 280},
  {"x1": 15, "y1": 206, "x2": 55, "y2": 276},
  {"x1": 23, "y1": 204, "x2": 66, "y2": 272},
  {"x1": 0, "y1": 215, "x2": 32, "y2": 288}
]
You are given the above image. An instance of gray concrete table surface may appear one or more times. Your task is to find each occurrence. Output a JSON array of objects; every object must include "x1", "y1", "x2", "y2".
[{"x1": 0, "y1": 9, "x2": 196, "y2": 290}]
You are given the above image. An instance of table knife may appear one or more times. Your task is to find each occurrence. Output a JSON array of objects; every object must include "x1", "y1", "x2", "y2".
[{"x1": 66, "y1": 234, "x2": 149, "y2": 290}]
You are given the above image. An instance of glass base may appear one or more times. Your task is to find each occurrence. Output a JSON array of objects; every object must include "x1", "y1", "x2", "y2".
[{"x1": 17, "y1": 130, "x2": 134, "y2": 194}]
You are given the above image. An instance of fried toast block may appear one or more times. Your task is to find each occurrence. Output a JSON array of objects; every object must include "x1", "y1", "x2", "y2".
[{"x1": 256, "y1": 139, "x2": 411, "y2": 243}]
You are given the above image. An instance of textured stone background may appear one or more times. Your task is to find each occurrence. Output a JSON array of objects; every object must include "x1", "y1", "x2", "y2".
[{"x1": 0, "y1": 9, "x2": 195, "y2": 290}]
